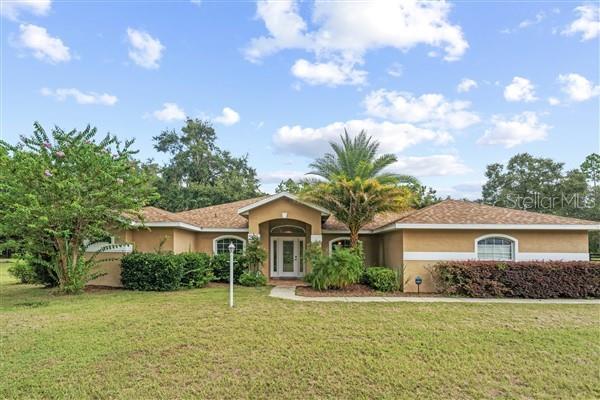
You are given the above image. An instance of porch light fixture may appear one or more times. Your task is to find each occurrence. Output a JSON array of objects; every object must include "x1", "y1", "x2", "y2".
[
  {"x1": 228, "y1": 242, "x2": 236, "y2": 308},
  {"x1": 415, "y1": 276, "x2": 423, "y2": 295},
  {"x1": 281, "y1": 212, "x2": 288, "y2": 219}
]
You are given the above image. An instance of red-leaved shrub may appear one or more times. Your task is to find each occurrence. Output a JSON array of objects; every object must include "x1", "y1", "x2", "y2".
[{"x1": 432, "y1": 261, "x2": 600, "y2": 298}]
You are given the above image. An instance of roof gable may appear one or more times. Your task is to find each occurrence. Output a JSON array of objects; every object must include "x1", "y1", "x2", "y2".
[{"x1": 237, "y1": 192, "x2": 330, "y2": 216}]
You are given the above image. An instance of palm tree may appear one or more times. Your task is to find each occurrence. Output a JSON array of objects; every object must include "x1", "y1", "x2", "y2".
[
  {"x1": 308, "y1": 129, "x2": 399, "y2": 184},
  {"x1": 301, "y1": 130, "x2": 412, "y2": 247}
]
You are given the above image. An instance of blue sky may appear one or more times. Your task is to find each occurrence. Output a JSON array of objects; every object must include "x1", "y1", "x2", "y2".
[{"x1": 1, "y1": 0, "x2": 599, "y2": 197}]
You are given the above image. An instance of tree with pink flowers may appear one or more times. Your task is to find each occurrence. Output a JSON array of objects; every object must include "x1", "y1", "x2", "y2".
[{"x1": 0, "y1": 123, "x2": 157, "y2": 293}]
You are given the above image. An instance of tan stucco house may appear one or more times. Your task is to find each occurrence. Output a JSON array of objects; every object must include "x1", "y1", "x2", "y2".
[{"x1": 90, "y1": 192, "x2": 599, "y2": 292}]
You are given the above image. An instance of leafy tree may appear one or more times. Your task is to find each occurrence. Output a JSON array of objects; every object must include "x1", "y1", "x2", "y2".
[
  {"x1": 0, "y1": 123, "x2": 157, "y2": 293},
  {"x1": 398, "y1": 175, "x2": 441, "y2": 208},
  {"x1": 581, "y1": 153, "x2": 600, "y2": 188},
  {"x1": 151, "y1": 119, "x2": 263, "y2": 211},
  {"x1": 482, "y1": 153, "x2": 566, "y2": 213},
  {"x1": 481, "y1": 153, "x2": 599, "y2": 253},
  {"x1": 301, "y1": 130, "x2": 411, "y2": 246},
  {"x1": 275, "y1": 178, "x2": 303, "y2": 194}
]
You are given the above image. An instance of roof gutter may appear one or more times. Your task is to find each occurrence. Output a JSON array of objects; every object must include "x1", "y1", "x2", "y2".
[{"x1": 374, "y1": 223, "x2": 600, "y2": 233}]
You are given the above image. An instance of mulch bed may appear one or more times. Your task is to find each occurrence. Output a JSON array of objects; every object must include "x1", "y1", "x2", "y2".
[{"x1": 296, "y1": 284, "x2": 439, "y2": 297}]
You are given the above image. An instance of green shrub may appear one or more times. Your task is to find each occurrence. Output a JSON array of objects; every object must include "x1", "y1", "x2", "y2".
[
  {"x1": 176, "y1": 253, "x2": 213, "y2": 288},
  {"x1": 8, "y1": 261, "x2": 38, "y2": 284},
  {"x1": 210, "y1": 253, "x2": 246, "y2": 283},
  {"x1": 304, "y1": 244, "x2": 363, "y2": 290},
  {"x1": 363, "y1": 267, "x2": 399, "y2": 292},
  {"x1": 121, "y1": 253, "x2": 183, "y2": 291},
  {"x1": 245, "y1": 236, "x2": 267, "y2": 272},
  {"x1": 239, "y1": 270, "x2": 267, "y2": 287}
]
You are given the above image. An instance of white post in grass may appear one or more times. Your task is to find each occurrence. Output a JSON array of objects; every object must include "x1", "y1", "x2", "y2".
[{"x1": 228, "y1": 242, "x2": 235, "y2": 308}]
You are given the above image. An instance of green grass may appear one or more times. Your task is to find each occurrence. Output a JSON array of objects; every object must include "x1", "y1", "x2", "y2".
[{"x1": 1, "y1": 263, "x2": 599, "y2": 399}]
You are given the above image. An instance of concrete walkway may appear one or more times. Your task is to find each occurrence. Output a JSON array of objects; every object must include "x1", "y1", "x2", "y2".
[{"x1": 269, "y1": 286, "x2": 600, "y2": 304}]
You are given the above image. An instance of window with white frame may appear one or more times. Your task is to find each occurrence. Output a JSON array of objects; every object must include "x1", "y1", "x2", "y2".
[
  {"x1": 476, "y1": 236, "x2": 515, "y2": 261},
  {"x1": 329, "y1": 237, "x2": 352, "y2": 253},
  {"x1": 214, "y1": 236, "x2": 245, "y2": 255}
]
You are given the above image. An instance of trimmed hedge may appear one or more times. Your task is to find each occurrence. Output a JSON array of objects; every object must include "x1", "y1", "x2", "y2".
[
  {"x1": 210, "y1": 253, "x2": 246, "y2": 283},
  {"x1": 177, "y1": 253, "x2": 213, "y2": 288},
  {"x1": 363, "y1": 267, "x2": 399, "y2": 292},
  {"x1": 433, "y1": 261, "x2": 600, "y2": 298},
  {"x1": 121, "y1": 253, "x2": 184, "y2": 291}
]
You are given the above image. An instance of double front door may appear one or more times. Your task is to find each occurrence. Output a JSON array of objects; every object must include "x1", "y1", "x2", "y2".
[{"x1": 270, "y1": 237, "x2": 305, "y2": 278}]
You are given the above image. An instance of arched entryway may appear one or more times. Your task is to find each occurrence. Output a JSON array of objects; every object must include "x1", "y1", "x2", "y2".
[{"x1": 269, "y1": 220, "x2": 307, "y2": 278}]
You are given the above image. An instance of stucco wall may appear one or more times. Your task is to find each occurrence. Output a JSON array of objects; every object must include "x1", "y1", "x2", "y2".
[
  {"x1": 401, "y1": 229, "x2": 590, "y2": 293},
  {"x1": 380, "y1": 230, "x2": 404, "y2": 269},
  {"x1": 131, "y1": 228, "x2": 174, "y2": 253},
  {"x1": 193, "y1": 232, "x2": 248, "y2": 254},
  {"x1": 87, "y1": 252, "x2": 125, "y2": 287},
  {"x1": 173, "y1": 229, "x2": 197, "y2": 253},
  {"x1": 403, "y1": 229, "x2": 589, "y2": 253}
]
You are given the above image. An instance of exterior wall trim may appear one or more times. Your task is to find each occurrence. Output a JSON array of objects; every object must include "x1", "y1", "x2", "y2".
[
  {"x1": 134, "y1": 221, "x2": 248, "y2": 233},
  {"x1": 404, "y1": 251, "x2": 590, "y2": 262}
]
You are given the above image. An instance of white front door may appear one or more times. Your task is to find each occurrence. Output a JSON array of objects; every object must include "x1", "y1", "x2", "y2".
[{"x1": 271, "y1": 237, "x2": 305, "y2": 278}]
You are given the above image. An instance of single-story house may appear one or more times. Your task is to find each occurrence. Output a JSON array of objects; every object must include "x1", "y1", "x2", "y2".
[{"x1": 89, "y1": 192, "x2": 599, "y2": 292}]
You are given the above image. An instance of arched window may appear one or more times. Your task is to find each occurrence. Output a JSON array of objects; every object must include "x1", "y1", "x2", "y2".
[
  {"x1": 328, "y1": 237, "x2": 352, "y2": 253},
  {"x1": 476, "y1": 235, "x2": 516, "y2": 261},
  {"x1": 213, "y1": 236, "x2": 246, "y2": 255},
  {"x1": 270, "y1": 225, "x2": 306, "y2": 236}
]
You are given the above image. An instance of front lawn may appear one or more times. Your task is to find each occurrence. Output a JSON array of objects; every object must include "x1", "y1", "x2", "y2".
[{"x1": 1, "y1": 263, "x2": 599, "y2": 399}]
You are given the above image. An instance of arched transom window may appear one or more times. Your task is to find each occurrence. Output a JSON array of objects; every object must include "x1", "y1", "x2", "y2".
[
  {"x1": 214, "y1": 236, "x2": 245, "y2": 255},
  {"x1": 476, "y1": 236, "x2": 515, "y2": 261}
]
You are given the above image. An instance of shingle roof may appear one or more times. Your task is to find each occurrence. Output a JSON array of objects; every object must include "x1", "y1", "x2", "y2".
[
  {"x1": 138, "y1": 206, "x2": 182, "y2": 223},
  {"x1": 175, "y1": 197, "x2": 268, "y2": 229},
  {"x1": 323, "y1": 210, "x2": 416, "y2": 231},
  {"x1": 392, "y1": 199, "x2": 599, "y2": 226},
  {"x1": 138, "y1": 197, "x2": 598, "y2": 231}
]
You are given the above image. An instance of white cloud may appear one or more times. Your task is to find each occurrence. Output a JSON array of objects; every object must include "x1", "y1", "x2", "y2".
[
  {"x1": 1, "y1": 0, "x2": 51, "y2": 21},
  {"x1": 245, "y1": 0, "x2": 468, "y2": 85},
  {"x1": 558, "y1": 73, "x2": 600, "y2": 102},
  {"x1": 501, "y1": 11, "x2": 546, "y2": 34},
  {"x1": 273, "y1": 119, "x2": 452, "y2": 158},
  {"x1": 388, "y1": 155, "x2": 470, "y2": 177},
  {"x1": 363, "y1": 89, "x2": 480, "y2": 130},
  {"x1": 190, "y1": 0, "x2": 202, "y2": 6},
  {"x1": 519, "y1": 11, "x2": 546, "y2": 29},
  {"x1": 457, "y1": 78, "x2": 477, "y2": 93},
  {"x1": 126, "y1": 28, "x2": 164, "y2": 69},
  {"x1": 547, "y1": 97, "x2": 560, "y2": 106},
  {"x1": 214, "y1": 107, "x2": 240, "y2": 126},
  {"x1": 503, "y1": 76, "x2": 537, "y2": 102},
  {"x1": 259, "y1": 170, "x2": 306, "y2": 184},
  {"x1": 40, "y1": 88, "x2": 117, "y2": 106},
  {"x1": 386, "y1": 62, "x2": 403, "y2": 78},
  {"x1": 562, "y1": 4, "x2": 600, "y2": 40},
  {"x1": 478, "y1": 112, "x2": 550, "y2": 148},
  {"x1": 14, "y1": 24, "x2": 70, "y2": 63},
  {"x1": 291, "y1": 59, "x2": 366, "y2": 86},
  {"x1": 152, "y1": 103, "x2": 186, "y2": 121}
]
